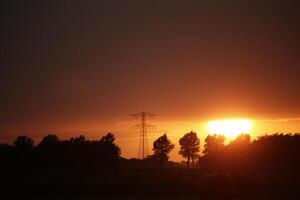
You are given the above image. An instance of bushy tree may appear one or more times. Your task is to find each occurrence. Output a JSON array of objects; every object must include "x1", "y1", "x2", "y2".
[
  {"x1": 69, "y1": 135, "x2": 86, "y2": 144},
  {"x1": 100, "y1": 132, "x2": 115, "y2": 144},
  {"x1": 6, "y1": 133, "x2": 122, "y2": 172},
  {"x1": 229, "y1": 133, "x2": 251, "y2": 146},
  {"x1": 99, "y1": 133, "x2": 121, "y2": 157},
  {"x1": 203, "y1": 134, "x2": 225, "y2": 155},
  {"x1": 153, "y1": 133, "x2": 175, "y2": 166},
  {"x1": 13, "y1": 135, "x2": 34, "y2": 171},
  {"x1": 179, "y1": 131, "x2": 200, "y2": 167},
  {"x1": 38, "y1": 134, "x2": 59, "y2": 147},
  {"x1": 14, "y1": 135, "x2": 34, "y2": 151},
  {"x1": 36, "y1": 134, "x2": 60, "y2": 170}
]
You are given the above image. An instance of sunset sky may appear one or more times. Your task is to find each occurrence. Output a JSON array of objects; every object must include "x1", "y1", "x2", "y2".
[{"x1": 1, "y1": 1, "x2": 299, "y2": 161}]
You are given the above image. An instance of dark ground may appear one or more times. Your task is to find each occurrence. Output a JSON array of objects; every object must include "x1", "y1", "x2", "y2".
[{"x1": 0, "y1": 169, "x2": 299, "y2": 199}]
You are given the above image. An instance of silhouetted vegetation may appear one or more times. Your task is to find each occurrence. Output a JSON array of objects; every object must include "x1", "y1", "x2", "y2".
[
  {"x1": 179, "y1": 131, "x2": 200, "y2": 167},
  {"x1": 200, "y1": 133, "x2": 300, "y2": 173},
  {"x1": 203, "y1": 134, "x2": 225, "y2": 155},
  {"x1": 0, "y1": 133, "x2": 120, "y2": 172},
  {"x1": 0, "y1": 132, "x2": 300, "y2": 199},
  {"x1": 199, "y1": 133, "x2": 300, "y2": 199},
  {"x1": 153, "y1": 133, "x2": 175, "y2": 167}
]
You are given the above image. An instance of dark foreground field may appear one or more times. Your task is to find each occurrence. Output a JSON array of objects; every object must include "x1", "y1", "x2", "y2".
[
  {"x1": 1, "y1": 133, "x2": 299, "y2": 199},
  {"x1": 4, "y1": 197, "x2": 299, "y2": 199},
  {"x1": 1, "y1": 169, "x2": 299, "y2": 199}
]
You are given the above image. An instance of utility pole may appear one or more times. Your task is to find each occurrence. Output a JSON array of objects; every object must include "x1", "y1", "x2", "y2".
[{"x1": 131, "y1": 111, "x2": 156, "y2": 159}]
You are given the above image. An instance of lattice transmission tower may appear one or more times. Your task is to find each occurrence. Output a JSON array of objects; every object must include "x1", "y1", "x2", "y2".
[{"x1": 131, "y1": 111, "x2": 156, "y2": 159}]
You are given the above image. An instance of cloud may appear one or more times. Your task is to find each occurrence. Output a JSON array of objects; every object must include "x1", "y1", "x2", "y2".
[{"x1": 257, "y1": 118, "x2": 300, "y2": 123}]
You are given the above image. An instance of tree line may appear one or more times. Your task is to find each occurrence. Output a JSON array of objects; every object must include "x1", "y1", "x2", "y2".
[
  {"x1": 152, "y1": 131, "x2": 226, "y2": 167},
  {"x1": 0, "y1": 133, "x2": 120, "y2": 172},
  {"x1": 1, "y1": 131, "x2": 300, "y2": 171},
  {"x1": 152, "y1": 131, "x2": 300, "y2": 171}
]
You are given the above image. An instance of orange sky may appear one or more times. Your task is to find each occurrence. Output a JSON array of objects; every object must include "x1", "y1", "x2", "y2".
[
  {"x1": 114, "y1": 117, "x2": 300, "y2": 161},
  {"x1": 1, "y1": 1, "x2": 300, "y2": 161},
  {"x1": 2, "y1": 116, "x2": 300, "y2": 161}
]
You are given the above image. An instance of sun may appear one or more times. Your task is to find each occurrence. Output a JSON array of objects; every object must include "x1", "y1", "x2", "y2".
[{"x1": 207, "y1": 119, "x2": 252, "y2": 138}]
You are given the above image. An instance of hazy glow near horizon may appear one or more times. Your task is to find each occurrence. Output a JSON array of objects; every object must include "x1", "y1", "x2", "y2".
[{"x1": 207, "y1": 119, "x2": 252, "y2": 138}]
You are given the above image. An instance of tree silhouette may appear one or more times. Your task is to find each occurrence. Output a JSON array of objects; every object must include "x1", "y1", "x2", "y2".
[
  {"x1": 38, "y1": 134, "x2": 59, "y2": 147},
  {"x1": 97, "y1": 133, "x2": 121, "y2": 170},
  {"x1": 69, "y1": 135, "x2": 86, "y2": 144},
  {"x1": 13, "y1": 135, "x2": 34, "y2": 171},
  {"x1": 153, "y1": 133, "x2": 175, "y2": 167},
  {"x1": 229, "y1": 133, "x2": 251, "y2": 146},
  {"x1": 203, "y1": 134, "x2": 225, "y2": 155},
  {"x1": 99, "y1": 133, "x2": 121, "y2": 157},
  {"x1": 179, "y1": 131, "x2": 200, "y2": 167},
  {"x1": 225, "y1": 134, "x2": 252, "y2": 170},
  {"x1": 36, "y1": 134, "x2": 60, "y2": 171},
  {"x1": 100, "y1": 132, "x2": 115, "y2": 144},
  {"x1": 14, "y1": 135, "x2": 34, "y2": 150}
]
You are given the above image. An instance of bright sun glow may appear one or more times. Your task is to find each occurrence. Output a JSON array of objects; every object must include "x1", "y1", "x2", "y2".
[{"x1": 207, "y1": 119, "x2": 252, "y2": 138}]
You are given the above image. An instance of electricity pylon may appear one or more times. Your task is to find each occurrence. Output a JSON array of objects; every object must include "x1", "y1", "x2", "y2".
[{"x1": 131, "y1": 111, "x2": 156, "y2": 159}]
